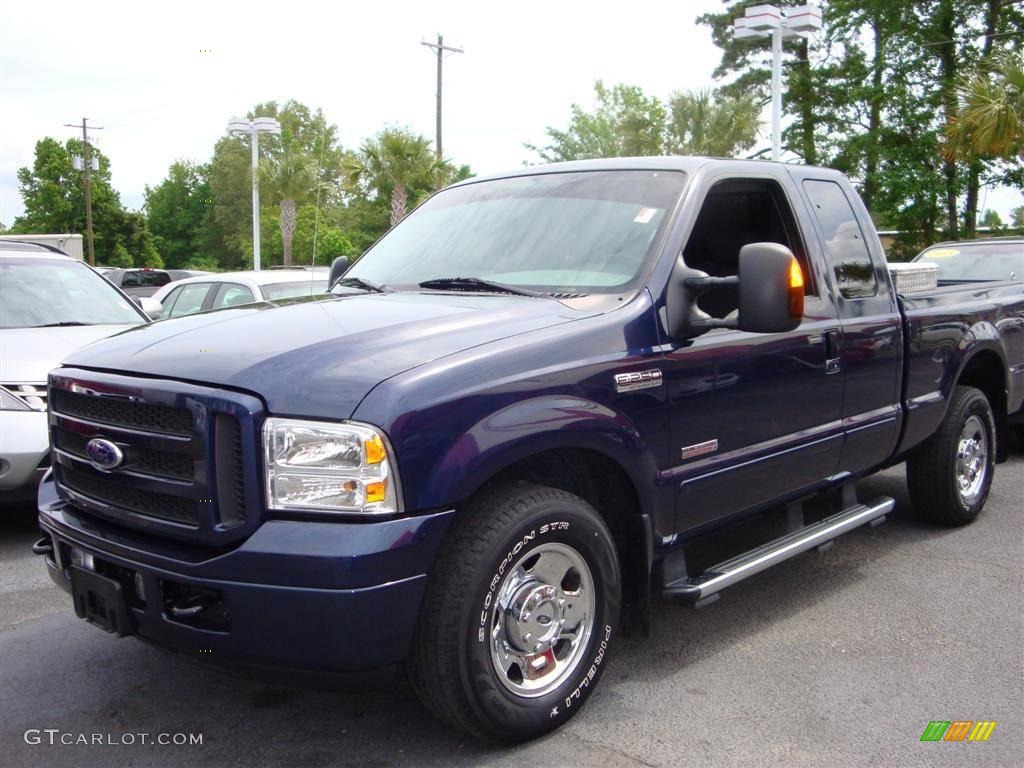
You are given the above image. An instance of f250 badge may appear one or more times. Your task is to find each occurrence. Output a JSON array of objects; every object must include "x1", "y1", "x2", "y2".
[{"x1": 614, "y1": 369, "x2": 663, "y2": 393}]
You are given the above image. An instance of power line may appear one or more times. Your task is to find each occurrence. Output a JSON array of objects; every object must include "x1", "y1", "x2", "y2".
[
  {"x1": 63, "y1": 117, "x2": 104, "y2": 266},
  {"x1": 420, "y1": 34, "x2": 464, "y2": 160}
]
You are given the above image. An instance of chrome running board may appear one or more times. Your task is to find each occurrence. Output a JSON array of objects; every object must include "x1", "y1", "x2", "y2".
[{"x1": 663, "y1": 497, "x2": 894, "y2": 605}]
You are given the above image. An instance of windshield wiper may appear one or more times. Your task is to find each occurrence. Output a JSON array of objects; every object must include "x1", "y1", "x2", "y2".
[
  {"x1": 417, "y1": 277, "x2": 545, "y2": 298},
  {"x1": 34, "y1": 321, "x2": 91, "y2": 327},
  {"x1": 333, "y1": 276, "x2": 389, "y2": 293}
]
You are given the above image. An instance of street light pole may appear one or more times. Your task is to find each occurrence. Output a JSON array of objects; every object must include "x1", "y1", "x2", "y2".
[
  {"x1": 771, "y1": 27, "x2": 783, "y2": 162},
  {"x1": 228, "y1": 116, "x2": 281, "y2": 271},
  {"x1": 733, "y1": 5, "x2": 823, "y2": 162},
  {"x1": 250, "y1": 128, "x2": 261, "y2": 271}
]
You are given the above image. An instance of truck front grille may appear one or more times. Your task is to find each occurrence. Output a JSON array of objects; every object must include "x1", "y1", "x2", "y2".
[
  {"x1": 49, "y1": 370, "x2": 264, "y2": 545},
  {"x1": 53, "y1": 428, "x2": 195, "y2": 481},
  {"x1": 60, "y1": 466, "x2": 199, "y2": 526},
  {"x1": 51, "y1": 388, "x2": 193, "y2": 436}
]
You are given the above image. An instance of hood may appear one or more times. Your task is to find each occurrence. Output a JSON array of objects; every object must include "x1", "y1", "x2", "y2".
[
  {"x1": 1, "y1": 325, "x2": 140, "y2": 383},
  {"x1": 62, "y1": 293, "x2": 591, "y2": 418}
]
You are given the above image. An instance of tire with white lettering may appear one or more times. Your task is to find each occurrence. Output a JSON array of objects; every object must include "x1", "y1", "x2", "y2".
[{"x1": 407, "y1": 481, "x2": 620, "y2": 742}]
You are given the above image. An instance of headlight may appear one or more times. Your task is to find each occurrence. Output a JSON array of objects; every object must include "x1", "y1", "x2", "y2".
[{"x1": 263, "y1": 418, "x2": 401, "y2": 515}]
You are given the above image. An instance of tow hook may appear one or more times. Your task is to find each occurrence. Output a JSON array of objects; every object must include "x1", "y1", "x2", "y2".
[
  {"x1": 169, "y1": 594, "x2": 216, "y2": 620},
  {"x1": 31, "y1": 537, "x2": 53, "y2": 557}
]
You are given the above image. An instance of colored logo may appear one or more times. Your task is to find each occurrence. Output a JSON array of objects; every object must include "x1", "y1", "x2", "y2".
[
  {"x1": 920, "y1": 720, "x2": 997, "y2": 742},
  {"x1": 85, "y1": 438, "x2": 124, "y2": 471}
]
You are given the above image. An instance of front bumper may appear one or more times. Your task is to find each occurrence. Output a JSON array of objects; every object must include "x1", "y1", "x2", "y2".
[
  {"x1": 37, "y1": 475, "x2": 453, "y2": 676},
  {"x1": 0, "y1": 410, "x2": 49, "y2": 496}
]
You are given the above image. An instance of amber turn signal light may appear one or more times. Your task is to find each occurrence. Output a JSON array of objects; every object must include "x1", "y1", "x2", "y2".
[{"x1": 788, "y1": 258, "x2": 805, "y2": 317}]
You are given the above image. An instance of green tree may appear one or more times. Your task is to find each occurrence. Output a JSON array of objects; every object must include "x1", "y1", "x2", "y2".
[
  {"x1": 1011, "y1": 205, "x2": 1024, "y2": 229},
  {"x1": 205, "y1": 100, "x2": 346, "y2": 269},
  {"x1": 528, "y1": 81, "x2": 758, "y2": 162},
  {"x1": 261, "y1": 143, "x2": 317, "y2": 266},
  {"x1": 13, "y1": 137, "x2": 161, "y2": 266},
  {"x1": 345, "y1": 129, "x2": 440, "y2": 227},
  {"x1": 944, "y1": 51, "x2": 1024, "y2": 161},
  {"x1": 144, "y1": 160, "x2": 211, "y2": 269},
  {"x1": 527, "y1": 81, "x2": 667, "y2": 162},
  {"x1": 699, "y1": 0, "x2": 1023, "y2": 253},
  {"x1": 666, "y1": 89, "x2": 760, "y2": 156},
  {"x1": 979, "y1": 209, "x2": 1004, "y2": 228}
]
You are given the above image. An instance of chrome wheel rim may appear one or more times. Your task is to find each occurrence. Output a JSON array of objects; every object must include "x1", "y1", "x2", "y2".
[
  {"x1": 488, "y1": 542, "x2": 595, "y2": 698},
  {"x1": 956, "y1": 415, "x2": 988, "y2": 503}
]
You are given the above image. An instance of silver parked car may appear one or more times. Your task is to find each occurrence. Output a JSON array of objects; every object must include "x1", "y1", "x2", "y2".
[
  {"x1": 150, "y1": 268, "x2": 329, "y2": 319},
  {"x1": 0, "y1": 241, "x2": 151, "y2": 501}
]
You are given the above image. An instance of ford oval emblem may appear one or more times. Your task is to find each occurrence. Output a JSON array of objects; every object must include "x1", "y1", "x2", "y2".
[{"x1": 85, "y1": 438, "x2": 124, "y2": 471}]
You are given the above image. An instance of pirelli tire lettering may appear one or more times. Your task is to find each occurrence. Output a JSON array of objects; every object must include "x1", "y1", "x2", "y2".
[{"x1": 562, "y1": 624, "x2": 613, "y2": 713}]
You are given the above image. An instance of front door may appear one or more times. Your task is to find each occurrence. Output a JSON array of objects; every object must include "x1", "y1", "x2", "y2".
[{"x1": 662, "y1": 174, "x2": 845, "y2": 534}]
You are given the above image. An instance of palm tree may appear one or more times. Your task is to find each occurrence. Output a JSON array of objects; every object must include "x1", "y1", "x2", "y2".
[
  {"x1": 944, "y1": 51, "x2": 1024, "y2": 161},
  {"x1": 345, "y1": 129, "x2": 439, "y2": 227},
  {"x1": 666, "y1": 89, "x2": 761, "y2": 157},
  {"x1": 261, "y1": 144, "x2": 317, "y2": 266}
]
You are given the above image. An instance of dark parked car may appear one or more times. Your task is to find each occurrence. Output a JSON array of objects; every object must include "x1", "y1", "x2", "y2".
[
  {"x1": 103, "y1": 268, "x2": 173, "y2": 297},
  {"x1": 36, "y1": 158, "x2": 1024, "y2": 742}
]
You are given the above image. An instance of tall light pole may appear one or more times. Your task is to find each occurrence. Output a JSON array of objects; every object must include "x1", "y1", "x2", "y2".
[
  {"x1": 734, "y1": 5, "x2": 823, "y2": 162},
  {"x1": 227, "y1": 116, "x2": 281, "y2": 270},
  {"x1": 420, "y1": 34, "x2": 464, "y2": 159}
]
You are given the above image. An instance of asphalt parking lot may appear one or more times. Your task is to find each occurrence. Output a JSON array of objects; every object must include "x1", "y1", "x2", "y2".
[{"x1": 1, "y1": 457, "x2": 1021, "y2": 768}]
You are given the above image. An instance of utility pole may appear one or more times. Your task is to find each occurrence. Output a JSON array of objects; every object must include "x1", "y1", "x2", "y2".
[
  {"x1": 420, "y1": 33, "x2": 463, "y2": 159},
  {"x1": 64, "y1": 117, "x2": 103, "y2": 265}
]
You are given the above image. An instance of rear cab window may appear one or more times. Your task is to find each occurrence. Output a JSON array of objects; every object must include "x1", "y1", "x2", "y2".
[{"x1": 802, "y1": 180, "x2": 878, "y2": 300}]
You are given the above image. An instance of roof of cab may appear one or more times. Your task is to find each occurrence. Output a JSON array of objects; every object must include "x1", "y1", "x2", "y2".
[{"x1": 449, "y1": 156, "x2": 844, "y2": 188}]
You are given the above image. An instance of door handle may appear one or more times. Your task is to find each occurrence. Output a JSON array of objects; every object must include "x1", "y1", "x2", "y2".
[{"x1": 823, "y1": 330, "x2": 841, "y2": 374}]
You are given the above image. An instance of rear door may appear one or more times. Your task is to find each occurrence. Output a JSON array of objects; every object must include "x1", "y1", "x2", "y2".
[{"x1": 797, "y1": 175, "x2": 903, "y2": 476}]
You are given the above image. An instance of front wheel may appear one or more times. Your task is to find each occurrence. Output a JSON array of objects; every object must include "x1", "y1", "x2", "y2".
[
  {"x1": 907, "y1": 385, "x2": 996, "y2": 526},
  {"x1": 407, "y1": 482, "x2": 621, "y2": 742}
]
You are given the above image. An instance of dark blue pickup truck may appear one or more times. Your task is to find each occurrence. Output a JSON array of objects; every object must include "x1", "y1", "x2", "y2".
[{"x1": 35, "y1": 158, "x2": 1024, "y2": 742}]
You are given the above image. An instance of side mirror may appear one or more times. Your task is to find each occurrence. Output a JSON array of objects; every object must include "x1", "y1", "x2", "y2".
[
  {"x1": 137, "y1": 297, "x2": 163, "y2": 320},
  {"x1": 735, "y1": 243, "x2": 804, "y2": 333},
  {"x1": 670, "y1": 242, "x2": 804, "y2": 337},
  {"x1": 328, "y1": 256, "x2": 349, "y2": 289}
]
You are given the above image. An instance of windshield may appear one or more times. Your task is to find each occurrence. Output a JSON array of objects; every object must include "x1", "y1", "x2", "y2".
[
  {"x1": 342, "y1": 170, "x2": 685, "y2": 295},
  {"x1": 914, "y1": 242, "x2": 1023, "y2": 282},
  {"x1": 0, "y1": 257, "x2": 146, "y2": 329},
  {"x1": 263, "y1": 279, "x2": 329, "y2": 300}
]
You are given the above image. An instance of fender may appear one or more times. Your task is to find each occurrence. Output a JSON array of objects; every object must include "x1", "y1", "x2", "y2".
[
  {"x1": 898, "y1": 318, "x2": 1010, "y2": 457},
  {"x1": 415, "y1": 395, "x2": 662, "y2": 522}
]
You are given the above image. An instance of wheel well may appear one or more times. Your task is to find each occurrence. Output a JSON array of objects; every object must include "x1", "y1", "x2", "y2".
[
  {"x1": 957, "y1": 351, "x2": 1008, "y2": 461},
  {"x1": 471, "y1": 448, "x2": 649, "y2": 634}
]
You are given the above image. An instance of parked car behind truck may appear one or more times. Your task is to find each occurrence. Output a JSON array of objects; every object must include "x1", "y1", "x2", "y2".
[
  {"x1": 35, "y1": 158, "x2": 1024, "y2": 742},
  {"x1": 0, "y1": 241, "x2": 150, "y2": 501}
]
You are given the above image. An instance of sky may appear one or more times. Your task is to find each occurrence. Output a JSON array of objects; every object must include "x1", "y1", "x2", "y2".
[{"x1": 0, "y1": 0, "x2": 1019, "y2": 228}]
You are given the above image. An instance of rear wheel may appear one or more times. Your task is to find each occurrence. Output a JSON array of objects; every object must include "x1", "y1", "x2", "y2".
[
  {"x1": 407, "y1": 482, "x2": 620, "y2": 742},
  {"x1": 907, "y1": 385, "x2": 996, "y2": 526}
]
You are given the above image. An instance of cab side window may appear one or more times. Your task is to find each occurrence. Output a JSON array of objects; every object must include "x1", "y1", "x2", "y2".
[
  {"x1": 802, "y1": 180, "x2": 877, "y2": 299},
  {"x1": 682, "y1": 177, "x2": 814, "y2": 320}
]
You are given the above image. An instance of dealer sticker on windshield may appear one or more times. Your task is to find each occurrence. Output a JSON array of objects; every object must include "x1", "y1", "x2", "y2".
[
  {"x1": 922, "y1": 248, "x2": 960, "y2": 258},
  {"x1": 633, "y1": 207, "x2": 657, "y2": 224}
]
